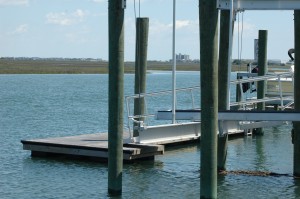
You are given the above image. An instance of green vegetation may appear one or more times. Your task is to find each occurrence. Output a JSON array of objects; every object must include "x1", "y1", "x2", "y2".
[
  {"x1": 0, "y1": 58, "x2": 285, "y2": 74},
  {"x1": 0, "y1": 59, "x2": 109, "y2": 74}
]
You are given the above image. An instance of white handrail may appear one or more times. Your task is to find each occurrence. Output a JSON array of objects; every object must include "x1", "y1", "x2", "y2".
[{"x1": 125, "y1": 72, "x2": 294, "y2": 135}]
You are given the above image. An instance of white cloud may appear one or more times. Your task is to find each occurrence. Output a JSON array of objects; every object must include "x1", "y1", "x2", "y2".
[
  {"x1": 150, "y1": 20, "x2": 171, "y2": 35},
  {"x1": 11, "y1": 24, "x2": 28, "y2": 34},
  {"x1": 176, "y1": 19, "x2": 198, "y2": 30},
  {"x1": 150, "y1": 19, "x2": 197, "y2": 35},
  {"x1": 91, "y1": 0, "x2": 106, "y2": 3},
  {"x1": 176, "y1": 20, "x2": 191, "y2": 29},
  {"x1": 46, "y1": 9, "x2": 87, "y2": 26},
  {"x1": 0, "y1": 0, "x2": 28, "y2": 6}
]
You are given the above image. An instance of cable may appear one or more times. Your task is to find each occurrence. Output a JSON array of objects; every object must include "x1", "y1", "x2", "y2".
[
  {"x1": 240, "y1": 12, "x2": 244, "y2": 69},
  {"x1": 237, "y1": 12, "x2": 240, "y2": 70},
  {"x1": 134, "y1": 0, "x2": 136, "y2": 20},
  {"x1": 237, "y1": 11, "x2": 244, "y2": 71}
]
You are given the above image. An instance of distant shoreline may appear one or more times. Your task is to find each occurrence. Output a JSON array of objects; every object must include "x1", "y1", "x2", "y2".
[{"x1": 0, "y1": 58, "x2": 285, "y2": 74}]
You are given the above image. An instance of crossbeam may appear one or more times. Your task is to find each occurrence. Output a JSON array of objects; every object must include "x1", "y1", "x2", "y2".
[
  {"x1": 156, "y1": 110, "x2": 300, "y2": 121},
  {"x1": 217, "y1": 0, "x2": 300, "y2": 10}
]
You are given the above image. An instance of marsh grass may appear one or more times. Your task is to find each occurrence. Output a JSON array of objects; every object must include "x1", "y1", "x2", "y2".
[{"x1": 0, "y1": 58, "x2": 251, "y2": 74}]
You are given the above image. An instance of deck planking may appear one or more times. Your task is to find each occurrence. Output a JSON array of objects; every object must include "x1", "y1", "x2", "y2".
[{"x1": 21, "y1": 133, "x2": 164, "y2": 162}]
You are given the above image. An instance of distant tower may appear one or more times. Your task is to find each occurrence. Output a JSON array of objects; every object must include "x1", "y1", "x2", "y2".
[{"x1": 254, "y1": 39, "x2": 259, "y2": 62}]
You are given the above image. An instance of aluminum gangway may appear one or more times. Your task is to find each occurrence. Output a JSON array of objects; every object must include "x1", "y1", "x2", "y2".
[{"x1": 125, "y1": 72, "x2": 295, "y2": 144}]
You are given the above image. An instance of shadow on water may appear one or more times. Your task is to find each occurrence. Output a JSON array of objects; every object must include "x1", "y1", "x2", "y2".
[{"x1": 254, "y1": 134, "x2": 267, "y2": 171}]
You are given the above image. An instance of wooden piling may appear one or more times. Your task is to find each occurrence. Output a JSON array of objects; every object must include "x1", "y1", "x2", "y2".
[
  {"x1": 133, "y1": 18, "x2": 149, "y2": 138},
  {"x1": 256, "y1": 30, "x2": 268, "y2": 135},
  {"x1": 199, "y1": 0, "x2": 218, "y2": 198},
  {"x1": 218, "y1": 10, "x2": 231, "y2": 171},
  {"x1": 293, "y1": 10, "x2": 300, "y2": 177},
  {"x1": 108, "y1": 0, "x2": 124, "y2": 195},
  {"x1": 235, "y1": 75, "x2": 242, "y2": 110},
  {"x1": 257, "y1": 30, "x2": 268, "y2": 110}
]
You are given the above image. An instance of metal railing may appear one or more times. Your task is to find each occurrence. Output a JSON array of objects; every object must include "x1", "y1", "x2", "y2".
[
  {"x1": 233, "y1": 72, "x2": 294, "y2": 109},
  {"x1": 125, "y1": 71, "x2": 294, "y2": 136},
  {"x1": 125, "y1": 86, "x2": 200, "y2": 134}
]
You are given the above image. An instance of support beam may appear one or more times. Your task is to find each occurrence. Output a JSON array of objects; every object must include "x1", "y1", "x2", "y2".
[
  {"x1": 218, "y1": 10, "x2": 231, "y2": 171},
  {"x1": 199, "y1": 0, "x2": 218, "y2": 198},
  {"x1": 108, "y1": 0, "x2": 124, "y2": 196},
  {"x1": 217, "y1": 0, "x2": 300, "y2": 10},
  {"x1": 133, "y1": 18, "x2": 149, "y2": 138},
  {"x1": 156, "y1": 110, "x2": 300, "y2": 121},
  {"x1": 256, "y1": 30, "x2": 268, "y2": 135},
  {"x1": 293, "y1": 10, "x2": 300, "y2": 177}
]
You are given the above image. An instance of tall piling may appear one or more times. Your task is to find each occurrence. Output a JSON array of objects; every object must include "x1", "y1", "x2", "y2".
[
  {"x1": 199, "y1": 0, "x2": 219, "y2": 198},
  {"x1": 256, "y1": 30, "x2": 268, "y2": 135},
  {"x1": 108, "y1": 0, "x2": 124, "y2": 195},
  {"x1": 218, "y1": 10, "x2": 231, "y2": 171},
  {"x1": 293, "y1": 10, "x2": 300, "y2": 177},
  {"x1": 133, "y1": 18, "x2": 149, "y2": 138}
]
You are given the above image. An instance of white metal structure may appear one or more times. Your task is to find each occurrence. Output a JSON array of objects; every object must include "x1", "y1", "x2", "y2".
[
  {"x1": 217, "y1": 0, "x2": 300, "y2": 10},
  {"x1": 156, "y1": 110, "x2": 300, "y2": 121},
  {"x1": 125, "y1": 71, "x2": 294, "y2": 144},
  {"x1": 172, "y1": 0, "x2": 177, "y2": 124}
]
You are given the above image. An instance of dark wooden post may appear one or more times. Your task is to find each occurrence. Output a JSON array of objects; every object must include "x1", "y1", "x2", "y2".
[
  {"x1": 293, "y1": 10, "x2": 300, "y2": 177},
  {"x1": 108, "y1": 0, "x2": 124, "y2": 195},
  {"x1": 256, "y1": 30, "x2": 268, "y2": 135},
  {"x1": 133, "y1": 18, "x2": 149, "y2": 138},
  {"x1": 199, "y1": 0, "x2": 219, "y2": 198},
  {"x1": 218, "y1": 10, "x2": 231, "y2": 171}
]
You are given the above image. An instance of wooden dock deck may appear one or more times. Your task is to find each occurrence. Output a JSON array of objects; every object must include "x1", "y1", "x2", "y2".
[{"x1": 21, "y1": 133, "x2": 164, "y2": 162}]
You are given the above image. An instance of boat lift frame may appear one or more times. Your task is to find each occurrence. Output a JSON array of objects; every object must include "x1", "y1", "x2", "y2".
[
  {"x1": 125, "y1": 71, "x2": 295, "y2": 143},
  {"x1": 217, "y1": 0, "x2": 300, "y2": 10}
]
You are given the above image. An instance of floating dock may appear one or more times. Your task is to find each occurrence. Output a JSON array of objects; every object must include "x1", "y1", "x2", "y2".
[{"x1": 21, "y1": 133, "x2": 164, "y2": 162}]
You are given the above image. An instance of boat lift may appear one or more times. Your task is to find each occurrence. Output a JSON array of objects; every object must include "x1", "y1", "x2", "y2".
[{"x1": 125, "y1": 71, "x2": 297, "y2": 144}]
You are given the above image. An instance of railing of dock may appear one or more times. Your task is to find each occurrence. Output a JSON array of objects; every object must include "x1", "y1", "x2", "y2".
[
  {"x1": 125, "y1": 71, "x2": 294, "y2": 137},
  {"x1": 233, "y1": 72, "x2": 294, "y2": 109},
  {"x1": 125, "y1": 86, "x2": 201, "y2": 134}
]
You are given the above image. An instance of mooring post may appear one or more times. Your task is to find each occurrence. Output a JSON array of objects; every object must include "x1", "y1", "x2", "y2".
[
  {"x1": 293, "y1": 10, "x2": 300, "y2": 177},
  {"x1": 235, "y1": 75, "x2": 242, "y2": 110},
  {"x1": 218, "y1": 10, "x2": 231, "y2": 171},
  {"x1": 256, "y1": 30, "x2": 268, "y2": 135},
  {"x1": 108, "y1": 0, "x2": 124, "y2": 195},
  {"x1": 199, "y1": 0, "x2": 218, "y2": 198},
  {"x1": 133, "y1": 18, "x2": 149, "y2": 138}
]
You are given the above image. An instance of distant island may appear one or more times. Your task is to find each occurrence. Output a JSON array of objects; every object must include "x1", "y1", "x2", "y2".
[{"x1": 0, "y1": 57, "x2": 286, "y2": 74}]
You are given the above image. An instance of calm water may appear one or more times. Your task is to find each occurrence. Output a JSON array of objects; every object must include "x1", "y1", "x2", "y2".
[{"x1": 0, "y1": 73, "x2": 298, "y2": 199}]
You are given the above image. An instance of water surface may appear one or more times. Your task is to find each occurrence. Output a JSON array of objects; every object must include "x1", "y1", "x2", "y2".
[{"x1": 0, "y1": 73, "x2": 298, "y2": 198}]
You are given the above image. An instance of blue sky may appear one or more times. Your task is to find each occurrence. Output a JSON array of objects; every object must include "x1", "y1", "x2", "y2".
[{"x1": 0, "y1": 0, "x2": 295, "y2": 62}]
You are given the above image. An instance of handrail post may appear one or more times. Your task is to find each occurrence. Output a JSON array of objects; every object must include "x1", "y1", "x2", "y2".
[
  {"x1": 191, "y1": 89, "x2": 195, "y2": 109},
  {"x1": 125, "y1": 97, "x2": 132, "y2": 139},
  {"x1": 277, "y1": 76, "x2": 283, "y2": 109}
]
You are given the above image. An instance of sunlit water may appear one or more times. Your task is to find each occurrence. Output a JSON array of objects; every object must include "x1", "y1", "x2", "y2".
[{"x1": 0, "y1": 73, "x2": 298, "y2": 198}]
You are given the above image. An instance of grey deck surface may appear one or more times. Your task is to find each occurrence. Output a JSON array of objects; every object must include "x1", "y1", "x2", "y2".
[{"x1": 21, "y1": 133, "x2": 164, "y2": 161}]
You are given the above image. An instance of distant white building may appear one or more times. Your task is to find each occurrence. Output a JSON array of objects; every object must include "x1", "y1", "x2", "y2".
[{"x1": 176, "y1": 53, "x2": 190, "y2": 62}]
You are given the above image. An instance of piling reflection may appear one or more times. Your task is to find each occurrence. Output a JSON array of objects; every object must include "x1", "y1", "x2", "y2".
[{"x1": 254, "y1": 135, "x2": 267, "y2": 171}]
